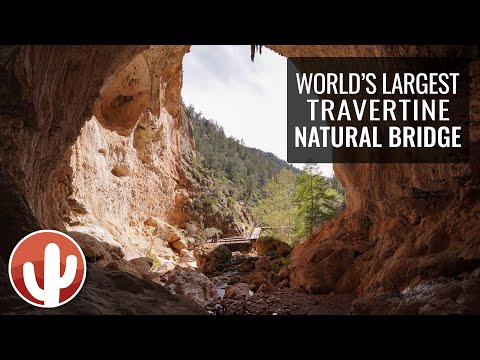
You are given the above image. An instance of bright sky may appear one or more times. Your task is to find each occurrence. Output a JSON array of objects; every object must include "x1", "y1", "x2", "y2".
[{"x1": 181, "y1": 45, "x2": 334, "y2": 177}]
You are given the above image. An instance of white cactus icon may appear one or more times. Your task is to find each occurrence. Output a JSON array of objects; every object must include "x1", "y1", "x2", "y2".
[{"x1": 23, "y1": 243, "x2": 78, "y2": 307}]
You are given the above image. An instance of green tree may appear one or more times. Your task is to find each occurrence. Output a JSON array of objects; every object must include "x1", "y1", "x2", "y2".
[
  {"x1": 294, "y1": 164, "x2": 342, "y2": 238},
  {"x1": 186, "y1": 104, "x2": 298, "y2": 206},
  {"x1": 253, "y1": 169, "x2": 297, "y2": 244}
]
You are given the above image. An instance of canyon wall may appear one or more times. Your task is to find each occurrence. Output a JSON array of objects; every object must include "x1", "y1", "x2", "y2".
[
  {"x1": 0, "y1": 45, "x2": 207, "y2": 314},
  {"x1": 55, "y1": 46, "x2": 197, "y2": 264},
  {"x1": 268, "y1": 46, "x2": 480, "y2": 297},
  {"x1": 0, "y1": 45, "x2": 197, "y2": 257},
  {"x1": 1, "y1": 45, "x2": 479, "y2": 313},
  {"x1": 0, "y1": 46, "x2": 146, "y2": 257}
]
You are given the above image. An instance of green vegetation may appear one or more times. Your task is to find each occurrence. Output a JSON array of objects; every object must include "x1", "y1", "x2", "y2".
[
  {"x1": 294, "y1": 164, "x2": 344, "y2": 239},
  {"x1": 254, "y1": 165, "x2": 344, "y2": 244},
  {"x1": 253, "y1": 169, "x2": 296, "y2": 243},
  {"x1": 204, "y1": 227, "x2": 222, "y2": 240},
  {"x1": 272, "y1": 257, "x2": 291, "y2": 273},
  {"x1": 278, "y1": 257, "x2": 291, "y2": 267},
  {"x1": 147, "y1": 253, "x2": 161, "y2": 269},
  {"x1": 186, "y1": 104, "x2": 298, "y2": 206},
  {"x1": 184, "y1": 103, "x2": 344, "y2": 246}
]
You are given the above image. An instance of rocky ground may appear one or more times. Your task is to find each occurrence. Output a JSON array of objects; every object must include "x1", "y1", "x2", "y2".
[
  {"x1": 193, "y1": 238, "x2": 356, "y2": 315},
  {"x1": 0, "y1": 261, "x2": 206, "y2": 315},
  {"x1": 352, "y1": 268, "x2": 480, "y2": 315},
  {"x1": 208, "y1": 288, "x2": 354, "y2": 315}
]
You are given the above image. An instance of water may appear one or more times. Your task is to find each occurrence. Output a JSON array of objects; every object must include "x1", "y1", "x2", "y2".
[{"x1": 216, "y1": 282, "x2": 228, "y2": 298}]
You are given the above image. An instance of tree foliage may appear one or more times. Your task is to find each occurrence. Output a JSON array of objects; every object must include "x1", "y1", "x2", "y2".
[
  {"x1": 186, "y1": 104, "x2": 298, "y2": 206},
  {"x1": 185, "y1": 104, "x2": 344, "y2": 244},
  {"x1": 253, "y1": 169, "x2": 297, "y2": 243},
  {"x1": 294, "y1": 164, "x2": 343, "y2": 239},
  {"x1": 254, "y1": 164, "x2": 344, "y2": 244}
]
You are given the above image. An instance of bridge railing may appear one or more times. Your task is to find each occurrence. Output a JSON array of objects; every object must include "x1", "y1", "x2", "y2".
[{"x1": 207, "y1": 227, "x2": 263, "y2": 244}]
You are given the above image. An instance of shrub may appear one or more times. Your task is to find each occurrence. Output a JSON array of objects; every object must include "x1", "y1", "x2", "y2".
[
  {"x1": 147, "y1": 253, "x2": 161, "y2": 269},
  {"x1": 279, "y1": 257, "x2": 291, "y2": 266},
  {"x1": 226, "y1": 196, "x2": 235, "y2": 208},
  {"x1": 204, "y1": 227, "x2": 222, "y2": 239}
]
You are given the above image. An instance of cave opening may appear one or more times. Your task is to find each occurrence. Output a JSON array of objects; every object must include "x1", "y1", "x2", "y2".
[
  {"x1": 181, "y1": 45, "x2": 339, "y2": 243},
  {"x1": 1, "y1": 45, "x2": 479, "y2": 315},
  {"x1": 169, "y1": 45, "x2": 348, "y2": 311}
]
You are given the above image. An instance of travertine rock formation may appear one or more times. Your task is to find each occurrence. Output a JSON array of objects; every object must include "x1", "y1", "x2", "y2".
[
  {"x1": 55, "y1": 47, "x2": 196, "y2": 264},
  {"x1": 1, "y1": 46, "x2": 145, "y2": 255},
  {"x1": 0, "y1": 45, "x2": 205, "y2": 314},
  {"x1": 1, "y1": 45, "x2": 480, "y2": 314},
  {"x1": 269, "y1": 46, "x2": 480, "y2": 301},
  {"x1": 162, "y1": 266, "x2": 218, "y2": 306}
]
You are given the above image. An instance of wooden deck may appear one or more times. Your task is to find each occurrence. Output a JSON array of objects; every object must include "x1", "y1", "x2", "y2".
[{"x1": 210, "y1": 227, "x2": 263, "y2": 245}]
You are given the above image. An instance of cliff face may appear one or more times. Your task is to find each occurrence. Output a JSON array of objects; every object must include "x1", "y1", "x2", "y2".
[
  {"x1": 0, "y1": 44, "x2": 196, "y2": 255},
  {"x1": 0, "y1": 45, "x2": 205, "y2": 314},
  {"x1": 0, "y1": 46, "x2": 146, "y2": 255},
  {"x1": 1, "y1": 45, "x2": 480, "y2": 314},
  {"x1": 269, "y1": 46, "x2": 480, "y2": 299},
  {"x1": 55, "y1": 47, "x2": 196, "y2": 262}
]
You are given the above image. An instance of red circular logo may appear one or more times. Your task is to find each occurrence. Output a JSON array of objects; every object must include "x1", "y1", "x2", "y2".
[{"x1": 8, "y1": 230, "x2": 86, "y2": 308}]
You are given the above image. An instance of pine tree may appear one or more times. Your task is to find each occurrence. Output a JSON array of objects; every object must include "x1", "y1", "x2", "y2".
[
  {"x1": 294, "y1": 164, "x2": 342, "y2": 238},
  {"x1": 253, "y1": 169, "x2": 297, "y2": 243}
]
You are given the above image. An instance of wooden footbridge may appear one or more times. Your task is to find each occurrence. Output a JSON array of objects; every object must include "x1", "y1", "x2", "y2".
[{"x1": 209, "y1": 227, "x2": 263, "y2": 245}]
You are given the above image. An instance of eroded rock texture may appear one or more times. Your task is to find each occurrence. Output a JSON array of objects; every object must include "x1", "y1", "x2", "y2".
[
  {"x1": 57, "y1": 46, "x2": 195, "y2": 262},
  {"x1": 269, "y1": 46, "x2": 480, "y2": 307},
  {"x1": 0, "y1": 45, "x2": 206, "y2": 314},
  {"x1": 0, "y1": 45, "x2": 147, "y2": 254}
]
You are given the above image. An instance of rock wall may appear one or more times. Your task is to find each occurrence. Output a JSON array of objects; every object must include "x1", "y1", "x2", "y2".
[
  {"x1": 0, "y1": 45, "x2": 148, "y2": 257},
  {"x1": 54, "y1": 47, "x2": 195, "y2": 261},
  {"x1": 268, "y1": 46, "x2": 480, "y2": 296},
  {"x1": 0, "y1": 45, "x2": 205, "y2": 314}
]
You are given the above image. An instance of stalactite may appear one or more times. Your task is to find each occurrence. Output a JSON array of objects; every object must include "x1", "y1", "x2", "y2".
[{"x1": 250, "y1": 45, "x2": 263, "y2": 62}]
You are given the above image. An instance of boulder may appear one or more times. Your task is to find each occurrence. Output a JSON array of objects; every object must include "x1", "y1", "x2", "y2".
[
  {"x1": 163, "y1": 266, "x2": 217, "y2": 306},
  {"x1": 257, "y1": 283, "x2": 273, "y2": 294},
  {"x1": 129, "y1": 257, "x2": 153, "y2": 272},
  {"x1": 105, "y1": 258, "x2": 151, "y2": 279},
  {"x1": 193, "y1": 244, "x2": 232, "y2": 274},
  {"x1": 268, "y1": 271, "x2": 281, "y2": 286},
  {"x1": 290, "y1": 247, "x2": 356, "y2": 293},
  {"x1": 159, "y1": 225, "x2": 181, "y2": 243},
  {"x1": 352, "y1": 272, "x2": 480, "y2": 315},
  {"x1": 240, "y1": 273, "x2": 267, "y2": 290},
  {"x1": 146, "y1": 218, "x2": 182, "y2": 243},
  {"x1": 171, "y1": 238, "x2": 188, "y2": 251},
  {"x1": 68, "y1": 229, "x2": 125, "y2": 265},
  {"x1": 256, "y1": 236, "x2": 291, "y2": 257},
  {"x1": 224, "y1": 283, "x2": 251, "y2": 299},
  {"x1": 255, "y1": 256, "x2": 273, "y2": 272},
  {"x1": 278, "y1": 267, "x2": 292, "y2": 280},
  {"x1": 351, "y1": 292, "x2": 402, "y2": 315},
  {"x1": 275, "y1": 244, "x2": 292, "y2": 258},
  {"x1": 275, "y1": 279, "x2": 290, "y2": 289},
  {"x1": 239, "y1": 262, "x2": 255, "y2": 273}
]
